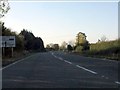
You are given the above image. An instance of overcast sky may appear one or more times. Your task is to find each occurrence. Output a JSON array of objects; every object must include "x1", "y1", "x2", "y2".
[{"x1": 2, "y1": 0, "x2": 118, "y2": 46}]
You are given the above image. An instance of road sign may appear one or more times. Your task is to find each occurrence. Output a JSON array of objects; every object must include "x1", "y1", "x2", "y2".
[{"x1": 0, "y1": 36, "x2": 16, "y2": 47}]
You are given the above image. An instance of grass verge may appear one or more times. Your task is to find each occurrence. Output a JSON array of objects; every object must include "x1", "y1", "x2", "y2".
[{"x1": 2, "y1": 51, "x2": 37, "y2": 67}]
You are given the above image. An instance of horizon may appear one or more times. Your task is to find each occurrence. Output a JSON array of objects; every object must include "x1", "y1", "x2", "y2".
[{"x1": 2, "y1": 0, "x2": 118, "y2": 46}]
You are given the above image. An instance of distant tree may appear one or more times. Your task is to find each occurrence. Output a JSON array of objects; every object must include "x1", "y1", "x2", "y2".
[
  {"x1": 46, "y1": 43, "x2": 59, "y2": 51},
  {"x1": 53, "y1": 44, "x2": 59, "y2": 50},
  {"x1": 60, "y1": 41, "x2": 67, "y2": 50},
  {"x1": 98, "y1": 39, "x2": 101, "y2": 43},
  {"x1": 20, "y1": 29, "x2": 45, "y2": 51},
  {"x1": 46, "y1": 44, "x2": 50, "y2": 49},
  {"x1": 75, "y1": 32, "x2": 89, "y2": 51},
  {"x1": 101, "y1": 35, "x2": 107, "y2": 42},
  {"x1": 15, "y1": 34, "x2": 24, "y2": 51},
  {"x1": 46, "y1": 43, "x2": 54, "y2": 50},
  {"x1": 20, "y1": 29, "x2": 35, "y2": 50},
  {"x1": 67, "y1": 44, "x2": 73, "y2": 51},
  {"x1": 83, "y1": 40, "x2": 90, "y2": 51},
  {"x1": 0, "y1": 0, "x2": 10, "y2": 18},
  {"x1": 76, "y1": 32, "x2": 87, "y2": 46},
  {"x1": 75, "y1": 46, "x2": 83, "y2": 53},
  {"x1": 48, "y1": 43, "x2": 53, "y2": 48},
  {"x1": 33, "y1": 37, "x2": 44, "y2": 51},
  {"x1": 68, "y1": 40, "x2": 75, "y2": 47}
]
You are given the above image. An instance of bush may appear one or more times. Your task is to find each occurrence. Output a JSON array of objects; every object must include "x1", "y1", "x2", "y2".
[
  {"x1": 88, "y1": 39, "x2": 120, "y2": 60},
  {"x1": 75, "y1": 46, "x2": 83, "y2": 53}
]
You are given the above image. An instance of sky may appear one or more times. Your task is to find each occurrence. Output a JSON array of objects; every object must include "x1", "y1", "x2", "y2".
[{"x1": 2, "y1": 0, "x2": 118, "y2": 46}]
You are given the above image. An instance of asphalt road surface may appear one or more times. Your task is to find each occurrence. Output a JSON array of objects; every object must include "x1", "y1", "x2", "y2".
[{"x1": 2, "y1": 51, "x2": 120, "y2": 88}]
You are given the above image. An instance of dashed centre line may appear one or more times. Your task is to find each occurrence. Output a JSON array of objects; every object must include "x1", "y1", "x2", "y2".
[
  {"x1": 51, "y1": 52, "x2": 119, "y2": 85},
  {"x1": 64, "y1": 60, "x2": 72, "y2": 64},
  {"x1": 51, "y1": 52, "x2": 97, "y2": 75},
  {"x1": 115, "y1": 81, "x2": 120, "y2": 85},
  {"x1": 58, "y1": 57, "x2": 64, "y2": 61},
  {"x1": 76, "y1": 65, "x2": 97, "y2": 74}
]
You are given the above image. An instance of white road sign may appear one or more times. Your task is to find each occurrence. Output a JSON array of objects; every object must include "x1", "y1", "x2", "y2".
[{"x1": 0, "y1": 36, "x2": 16, "y2": 47}]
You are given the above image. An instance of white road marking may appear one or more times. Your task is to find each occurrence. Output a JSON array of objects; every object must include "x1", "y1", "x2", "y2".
[
  {"x1": 105, "y1": 77, "x2": 109, "y2": 79},
  {"x1": 51, "y1": 52, "x2": 119, "y2": 85},
  {"x1": 115, "y1": 81, "x2": 120, "y2": 84},
  {"x1": 76, "y1": 65, "x2": 97, "y2": 74},
  {"x1": 58, "y1": 57, "x2": 63, "y2": 61},
  {"x1": 51, "y1": 53, "x2": 57, "y2": 58},
  {"x1": 101, "y1": 75, "x2": 105, "y2": 78},
  {"x1": 1, "y1": 54, "x2": 36, "y2": 70},
  {"x1": 64, "y1": 60, "x2": 72, "y2": 64},
  {"x1": 51, "y1": 53, "x2": 63, "y2": 61},
  {"x1": 54, "y1": 55, "x2": 57, "y2": 58},
  {"x1": 51, "y1": 52, "x2": 97, "y2": 75},
  {"x1": 51, "y1": 52, "x2": 73, "y2": 64}
]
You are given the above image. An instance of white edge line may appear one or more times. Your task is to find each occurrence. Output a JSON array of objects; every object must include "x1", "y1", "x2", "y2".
[
  {"x1": 9, "y1": 0, "x2": 119, "y2": 3},
  {"x1": 1, "y1": 54, "x2": 35, "y2": 70},
  {"x1": 115, "y1": 81, "x2": 120, "y2": 84},
  {"x1": 76, "y1": 65, "x2": 97, "y2": 74}
]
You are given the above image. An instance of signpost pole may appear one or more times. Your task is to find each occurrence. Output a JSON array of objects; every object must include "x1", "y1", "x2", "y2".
[
  {"x1": 3, "y1": 47, "x2": 4, "y2": 57},
  {"x1": 4, "y1": 41, "x2": 6, "y2": 56},
  {"x1": 11, "y1": 47, "x2": 13, "y2": 57}
]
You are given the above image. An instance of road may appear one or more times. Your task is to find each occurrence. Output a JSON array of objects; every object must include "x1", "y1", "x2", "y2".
[{"x1": 2, "y1": 51, "x2": 120, "y2": 88}]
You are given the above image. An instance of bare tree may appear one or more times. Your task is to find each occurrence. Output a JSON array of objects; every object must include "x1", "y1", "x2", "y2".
[
  {"x1": 0, "y1": 0, "x2": 10, "y2": 18},
  {"x1": 60, "y1": 41, "x2": 67, "y2": 50},
  {"x1": 101, "y1": 35, "x2": 107, "y2": 42}
]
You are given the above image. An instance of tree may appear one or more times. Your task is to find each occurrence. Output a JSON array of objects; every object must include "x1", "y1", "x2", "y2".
[
  {"x1": 83, "y1": 40, "x2": 90, "y2": 51},
  {"x1": 0, "y1": 0, "x2": 10, "y2": 18},
  {"x1": 76, "y1": 32, "x2": 87, "y2": 46},
  {"x1": 75, "y1": 46, "x2": 83, "y2": 53},
  {"x1": 46, "y1": 43, "x2": 54, "y2": 50},
  {"x1": 1, "y1": 22, "x2": 24, "y2": 56},
  {"x1": 53, "y1": 44, "x2": 59, "y2": 50},
  {"x1": 46, "y1": 44, "x2": 50, "y2": 49},
  {"x1": 67, "y1": 44, "x2": 73, "y2": 51},
  {"x1": 20, "y1": 29, "x2": 45, "y2": 51},
  {"x1": 101, "y1": 35, "x2": 107, "y2": 42},
  {"x1": 20, "y1": 29, "x2": 35, "y2": 50},
  {"x1": 75, "y1": 32, "x2": 89, "y2": 51},
  {"x1": 68, "y1": 40, "x2": 75, "y2": 47},
  {"x1": 49, "y1": 43, "x2": 54, "y2": 49},
  {"x1": 60, "y1": 41, "x2": 67, "y2": 50}
]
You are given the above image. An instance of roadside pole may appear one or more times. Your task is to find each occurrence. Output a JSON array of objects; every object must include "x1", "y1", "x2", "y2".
[
  {"x1": 11, "y1": 47, "x2": 13, "y2": 57},
  {"x1": 4, "y1": 41, "x2": 6, "y2": 56},
  {"x1": 3, "y1": 47, "x2": 4, "y2": 57}
]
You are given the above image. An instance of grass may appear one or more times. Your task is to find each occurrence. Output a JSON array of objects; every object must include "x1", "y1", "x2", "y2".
[{"x1": 2, "y1": 51, "x2": 36, "y2": 67}]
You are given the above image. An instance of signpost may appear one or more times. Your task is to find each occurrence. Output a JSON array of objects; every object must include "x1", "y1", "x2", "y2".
[{"x1": 0, "y1": 36, "x2": 16, "y2": 57}]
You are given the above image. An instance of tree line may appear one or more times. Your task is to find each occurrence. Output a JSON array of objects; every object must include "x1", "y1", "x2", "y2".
[
  {"x1": 46, "y1": 32, "x2": 90, "y2": 52},
  {"x1": 1, "y1": 22, "x2": 45, "y2": 57},
  {"x1": 46, "y1": 31, "x2": 119, "y2": 60}
]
